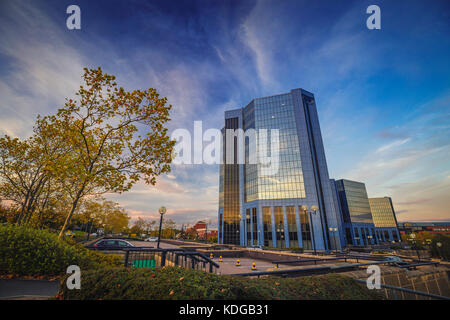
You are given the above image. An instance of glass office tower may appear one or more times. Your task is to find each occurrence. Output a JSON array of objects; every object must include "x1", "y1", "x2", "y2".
[
  {"x1": 218, "y1": 89, "x2": 342, "y2": 251},
  {"x1": 334, "y1": 179, "x2": 377, "y2": 246},
  {"x1": 369, "y1": 197, "x2": 401, "y2": 242}
]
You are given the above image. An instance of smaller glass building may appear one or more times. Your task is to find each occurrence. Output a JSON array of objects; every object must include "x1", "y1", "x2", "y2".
[
  {"x1": 334, "y1": 179, "x2": 377, "y2": 246},
  {"x1": 369, "y1": 197, "x2": 400, "y2": 242}
]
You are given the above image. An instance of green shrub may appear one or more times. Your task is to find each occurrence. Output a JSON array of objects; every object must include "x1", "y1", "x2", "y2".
[
  {"x1": 59, "y1": 266, "x2": 382, "y2": 300},
  {"x1": 0, "y1": 224, "x2": 122, "y2": 276}
]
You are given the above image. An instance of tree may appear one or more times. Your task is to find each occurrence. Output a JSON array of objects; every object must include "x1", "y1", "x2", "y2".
[
  {"x1": 0, "y1": 116, "x2": 71, "y2": 226},
  {"x1": 145, "y1": 220, "x2": 157, "y2": 236},
  {"x1": 130, "y1": 217, "x2": 147, "y2": 235},
  {"x1": 37, "y1": 67, "x2": 175, "y2": 238},
  {"x1": 90, "y1": 200, "x2": 130, "y2": 234},
  {"x1": 162, "y1": 219, "x2": 177, "y2": 239}
]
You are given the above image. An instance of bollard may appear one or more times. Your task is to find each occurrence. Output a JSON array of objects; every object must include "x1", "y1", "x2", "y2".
[
  {"x1": 219, "y1": 256, "x2": 223, "y2": 262},
  {"x1": 236, "y1": 259, "x2": 241, "y2": 266},
  {"x1": 251, "y1": 262, "x2": 257, "y2": 271},
  {"x1": 210, "y1": 253, "x2": 214, "y2": 259}
]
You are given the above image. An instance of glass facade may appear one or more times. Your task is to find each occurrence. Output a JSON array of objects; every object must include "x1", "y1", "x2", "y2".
[
  {"x1": 336, "y1": 180, "x2": 373, "y2": 224},
  {"x1": 286, "y1": 206, "x2": 298, "y2": 247},
  {"x1": 222, "y1": 117, "x2": 240, "y2": 245},
  {"x1": 252, "y1": 208, "x2": 258, "y2": 246},
  {"x1": 262, "y1": 207, "x2": 273, "y2": 247},
  {"x1": 299, "y1": 207, "x2": 312, "y2": 250},
  {"x1": 369, "y1": 197, "x2": 398, "y2": 228},
  {"x1": 243, "y1": 94, "x2": 306, "y2": 202},
  {"x1": 220, "y1": 88, "x2": 338, "y2": 251},
  {"x1": 274, "y1": 206, "x2": 285, "y2": 248}
]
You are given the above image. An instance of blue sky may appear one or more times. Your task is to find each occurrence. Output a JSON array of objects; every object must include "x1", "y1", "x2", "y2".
[{"x1": 0, "y1": 0, "x2": 449, "y2": 227}]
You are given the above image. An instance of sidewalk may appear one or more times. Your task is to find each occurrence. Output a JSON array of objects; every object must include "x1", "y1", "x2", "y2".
[{"x1": 0, "y1": 279, "x2": 60, "y2": 300}]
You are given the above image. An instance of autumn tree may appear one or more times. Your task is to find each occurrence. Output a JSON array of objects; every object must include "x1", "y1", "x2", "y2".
[
  {"x1": 80, "y1": 199, "x2": 130, "y2": 234},
  {"x1": 130, "y1": 217, "x2": 147, "y2": 235},
  {"x1": 162, "y1": 218, "x2": 177, "y2": 239},
  {"x1": 38, "y1": 67, "x2": 175, "y2": 238},
  {"x1": 0, "y1": 118, "x2": 69, "y2": 225}
]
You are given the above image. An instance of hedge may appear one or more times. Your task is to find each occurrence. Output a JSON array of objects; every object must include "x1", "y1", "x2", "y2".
[
  {"x1": 0, "y1": 224, "x2": 122, "y2": 276},
  {"x1": 58, "y1": 266, "x2": 382, "y2": 300}
]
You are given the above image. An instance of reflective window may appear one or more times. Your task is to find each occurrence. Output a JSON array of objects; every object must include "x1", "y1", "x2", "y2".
[
  {"x1": 299, "y1": 206, "x2": 311, "y2": 250},
  {"x1": 286, "y1": 206, "x2": 298, "y2": 247},
  {"x1": 369, "y1": 197, "x2": 398, "y2": 228},
  {"x1": 274, "y1": 207, "x2": 285, "y2": 248},
  {"x1": 262, "y1": 207, "x2": 273, "y2": 247},
  {"x1": 252, "y1": 208, "x2": 258, "y2": 246}
]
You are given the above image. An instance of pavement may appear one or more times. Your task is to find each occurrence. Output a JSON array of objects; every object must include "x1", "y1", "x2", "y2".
[{"x1": 0, "y1": 279, "x2": 59, "y2": 300}]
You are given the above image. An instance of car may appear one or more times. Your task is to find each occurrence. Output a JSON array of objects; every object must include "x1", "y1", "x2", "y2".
[
  {"x1": 251, "y1": 245, "x2": 263, "y2": 250},
  {"x1": 87, "y1": 239, "x2": 135, "y2": 250},
  {"x1": 145, "y1": 237, "x2": 158, "y2": 242},
  {"x1": 383, "y1": 256, "x2": 408, "y2": 266}
]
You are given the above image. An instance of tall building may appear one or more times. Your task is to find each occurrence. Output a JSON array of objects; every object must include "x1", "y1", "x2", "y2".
[
  {"x1": 369, "y1": 197, "x2": 400, "y2": 242},
  {"x1": 218, "y1": 88, "x2": 342, "y2": 251},
  {"x1": 333, "y1": 179, "x2": 377, "y2": 246}
]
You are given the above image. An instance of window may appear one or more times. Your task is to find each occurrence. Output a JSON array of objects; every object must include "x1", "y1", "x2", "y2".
[
  {"x1": 252, "y1": 208, "x2": 258, "y2": 246},
  {"x1": 246, "y1": 209, "x2": 251, "y2": 246},
  {"x1": 286, "y1": 206, "x2": 298, "y2": 247},
  {"x1": 299, "y1": 206, "x2": 311, "y2": 250},
  {"x1": 262, "y1": 207, "x2": 272, "y2": 247},
  {"x1": 274, "y1": 207, "x2": 285, "y2": 248}
]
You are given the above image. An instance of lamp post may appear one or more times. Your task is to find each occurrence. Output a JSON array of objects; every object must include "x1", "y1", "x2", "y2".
[
  {"x1": 410, "y1": 233, "x2": 420, "y2": 261},
  {"x1": 436, "y1": 242, "x2": 442, "y2": 260},
  {"x1": 329, "y1": 227, "x2": 338, "y2": 254},
  {"x1": 367, "y1": 235, "x2": 373, "y2": 247},
  {"x1": 309, "y1": 205, "x2": 319, "y2": 255},
  {"x1": 157, "y1": 206, "x2": 166, "y2": 249}
]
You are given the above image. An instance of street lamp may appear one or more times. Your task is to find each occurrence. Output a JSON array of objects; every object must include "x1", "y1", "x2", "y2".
[
  {"x1": 367, "y1": 235, "x2": 373, "y2": 246},
  {"x1": 410, "y1": 233, "x2": 421, "y2": 261},
  {"x1": 157, "y1": 206, "x2": 166, "y2": 249},
  {"x1": 329, "y1": 227, "x2": 338, "y2": 254},
  {"x1": 309, "y1": 205, "x2": 319, "y2": 255},
  {"x1": 436, "y1": 242, "x2": 443, "y2": 260}
]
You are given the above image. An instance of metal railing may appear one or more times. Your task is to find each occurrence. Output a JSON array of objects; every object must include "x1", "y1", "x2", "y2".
[
  {"x1": 355, "y1": 280, "x2": 450, "y2": 300},
  {"x1": 233, "y1": 260, "x2": 392, "y2": 278},
  {"x1": 123, "y1": 247, "x2": 219, "y2": 273}
]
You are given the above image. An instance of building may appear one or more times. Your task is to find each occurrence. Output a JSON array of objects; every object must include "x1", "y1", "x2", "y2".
[
  {"x1": 330, "y1": 179, "x2": 401, "y2": 246},
  {"x1": 398, "y1": 222, "x2": 450, "y2": 235},
  {"x1": 333, "y1": 179, "x2": 377, "y2": 246},
  {"x1": 218, "y1": 88, "x2": 342, "y2": 251},
  {"x1": 369, "y1": 197, "x2": 400, "y2": 242},
  {"x1": 186, "y1": 221, "x2": 218, "y2": 240}
]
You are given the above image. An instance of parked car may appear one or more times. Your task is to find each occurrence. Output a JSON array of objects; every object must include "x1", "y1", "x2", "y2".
[
  {"x1": 86, "y1": 239, "x2": 135, "y2": 250},
  {"x1": 251, "y1": 245, "x2": 263, "y2": 250},
  {"x1": 383, "y1": 256, "x2": 408, "y2": 266},
  {"x1": 145, "y1": 237, "x2": 158, "y2": 242}
]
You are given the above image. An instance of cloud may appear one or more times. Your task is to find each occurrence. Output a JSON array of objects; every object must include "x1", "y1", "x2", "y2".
[{"x1": 375, "y1": 138, "x2": 411, "y2": 153}]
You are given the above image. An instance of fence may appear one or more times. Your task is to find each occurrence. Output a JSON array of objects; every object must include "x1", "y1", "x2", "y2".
[
  {"x1": 355, "y1": 280, "x2": 449, "y2": 300},
  {"x1": 123, "y1": 248, "x2": 219, "y2": 273}
]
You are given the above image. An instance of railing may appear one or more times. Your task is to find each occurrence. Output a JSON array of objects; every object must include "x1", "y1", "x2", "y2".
[
  {"x1": 123, "y1": 248, "x2": 219, "y2": 273},
  {"x1": 355, "y1": 280, "x2": 450, "y2": 300},
  {"x1": 271, "y1": 257, "x2": 350, "y2": 268},
  {"x1": 233, "y1": 260, "x2": 391, "y2": 278}
]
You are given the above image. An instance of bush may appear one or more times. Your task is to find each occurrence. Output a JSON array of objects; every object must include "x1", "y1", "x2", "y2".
[
  {"x1": 0, "y1": 224, "x2": 122, "y2": 277},
  {"x1": 58, "y1": 266, "x2": 382, "y2": 300}
]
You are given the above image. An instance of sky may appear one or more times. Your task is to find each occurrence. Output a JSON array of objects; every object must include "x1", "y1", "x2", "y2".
[{"x1": 0, "y1": 0, "x2": 449, "y2": 227}]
